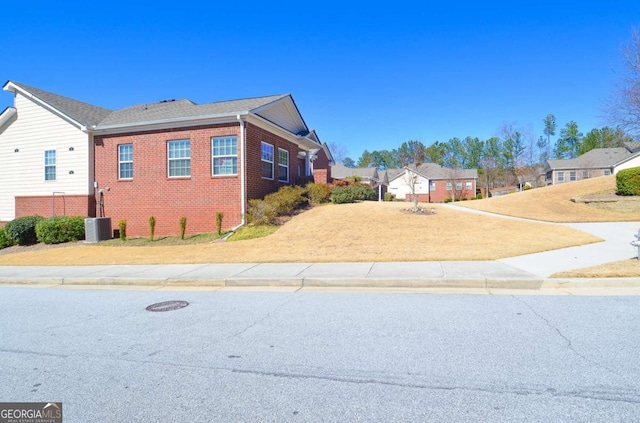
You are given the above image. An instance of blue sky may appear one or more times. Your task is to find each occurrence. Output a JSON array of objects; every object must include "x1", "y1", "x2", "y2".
[{"x1": 2, "y1": 1, "x2": 639, "y2": 161}]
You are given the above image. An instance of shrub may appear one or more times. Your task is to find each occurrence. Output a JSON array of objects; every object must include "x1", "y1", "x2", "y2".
[
  {"x1": 247, "y1": 199, "x2": 277, "y2": 225},
  {"x1": 265, "y1": 185, "x2": 308, "y2": 215},
  {"x1": 118, "y1": 219, "x2": 127, "y2": 241},
  {"x1": 616, "y1": 167, "x2": 640, "y2": 196},
  {"x1": 149, "y1": 216, "x2": 156, "y2": 241},
  {"x1": 443, "y1": 198, "x2": 452, "y2": 203},
  {"x1": 383, "y1": 192, "x2": 394, "y2": 202},
  {"x1": 4, "y1": 215, "x2": 44, "y2": 245},
  {"x1": 0, "y1": 227, "x2": 13, "y2": 249},
  {"x1": 216, "y1": 212, "x2": 223, "y2": 235},
  {"x1": 306, "y1": 183, "x2": 331, "y2": 204},
  {"x1": 330, "y1": 183, "x2": 375, "y2": 204},
  {"x1": 475, "y1": 193, "x2": 483, "y2": 200},
  {"x1": 523, "y1": 185, "x2": 532, "y2": 191},
  {"x1": 180, "y1": 216, "x2": 187, "y2": 240},
  {"x1": 35, "y1": 216, "x2": 85, "y2": 244}
]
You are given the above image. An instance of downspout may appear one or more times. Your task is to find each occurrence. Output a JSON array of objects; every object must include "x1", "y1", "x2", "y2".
[{"x1": 232, "y1": 115, "x2": 247, "y2": 231}]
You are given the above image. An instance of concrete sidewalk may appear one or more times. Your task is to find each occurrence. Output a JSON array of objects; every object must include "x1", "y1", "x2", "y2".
[{"x1": 0, "y1": 261, "x2": 638, "y2": 291}]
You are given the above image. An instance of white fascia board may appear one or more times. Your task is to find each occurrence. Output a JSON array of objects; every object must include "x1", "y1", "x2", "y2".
[
  {"x1": 613, "y1": 152, "x2": 640, "y2": 167},
  {"x1": 247, "y1": 114, "x2": 321, "y2": 151},
  {"x1": 251, "y1": 94, "x2": 309, "y2": 134},
  {"x1": 0, "y1": 106, "x2": 17, "y2": 130},
  {"x1": 91, "y1": 113, "x2": 248, "y2": 135},
  {"x1": 402, "y1": 166, "x2": 430, "y2": 181},
  {"x1": 3, "y1": 81, "x2": 87, "y2": 131}
]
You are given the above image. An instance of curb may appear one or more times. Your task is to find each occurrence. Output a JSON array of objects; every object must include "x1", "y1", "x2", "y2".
[{"x1": 1, "y1": 276, "x2": 640, "y2": 290}]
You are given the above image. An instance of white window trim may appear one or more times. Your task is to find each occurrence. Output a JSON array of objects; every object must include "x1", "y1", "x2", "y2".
[
  {"x1": 465, "y1": 181, "x2": 472, "y2": 190},
  {"x1": 557, "y1": 171, "x2": 565, "y2": 183},
  {"x1": 278, "y1": 148, "x2": 289, "y2": 183},
  {"x1": 167, "y1": 139, "x2": 191, "y2": 178},
  {"x1": 118, "y1": 144, "x2": 133, "y2": 180},
  {"x1": 44, "y1": 149, "x2": 56, "y2": 181},
  {"x1": 212, "y1": 136, "x2": 238, "y2": 176},
  {"x1": 261, "y1": 141, "x2": 274, "y2": 180}
]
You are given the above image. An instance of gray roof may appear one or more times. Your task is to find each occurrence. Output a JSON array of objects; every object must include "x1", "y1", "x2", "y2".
[
  {"x1": 98, "y1": 94, "x2": 288, "y2": 126},
  {"x1": 11, "y1": 81, "x2": 112, "y2": 126},
  {"x1": 624, "y1": 141, "x2": 640, "y2": 153},
  {"x1": 9, "y1": 81, "x2": 290, "y2": 129},
  {"x1": 331, "y1": 164, "x2": 378, "y2": 180},
  {"x1": 546, "y1": 147, "x2": 635, "y2": 170},
  {"x1": 399, "y1": 163, "x2": 478, "y2": 180}
]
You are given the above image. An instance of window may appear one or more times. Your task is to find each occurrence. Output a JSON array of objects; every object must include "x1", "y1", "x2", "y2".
[
  {"x1": 261, "y1": 142, "x2": 274, "y2": 179},
  {"x1": 582, "y1": 170, "x2": 590, "y2": 179},
  {"x1": 466, "y1": 181, "x2": 472, "y2": 190},
  {"x1": 44, "y1": 150, "x2": 56, "y2": 181},
  {"x1": 429, "y1": 181, "x2": 436, "y2": 191},
  {"x1": 118, "y1": 144, "x2": 133, "y2": 179},
  {"x1": 278, "y1": 148, "x2": 289, "y2": 182},
  {"x1": 212, "y1": 136, "x2": 237, "y2": 175},
  {"x1": 557, "y1": 172, "x2": 565, "y2": 182},
  {"x1": 604, "y1": 170, "x2": 611, "y2": 176},
  {"x1": 446, "y1": 182, "x2": 452, "y2": 191},
  {"x1": 569, "y1": 171, "x2": 576, "y2": 181},
  {"x1": 168, "y1": 140, "x2": 191, "y2": 177},
  {"x1": 456, "y1": 182, "x2": 462, "y2": 190}
]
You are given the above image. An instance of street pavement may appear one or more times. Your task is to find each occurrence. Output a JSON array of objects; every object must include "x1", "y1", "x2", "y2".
[{"x1": 0, "y1": 207, "x2": 639, "y2": 291}]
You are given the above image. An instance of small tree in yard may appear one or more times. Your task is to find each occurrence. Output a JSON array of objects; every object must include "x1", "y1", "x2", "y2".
[
  {"x1": 118, "y1": 219, "x2": 127, "y2": 241},
  {"x1": 216, "y1": 212, "x2": 223, "y2": 235},
  {"x1": 149, "y1": 216, "x2": 156, "y2": 241},
  {"x1": 404, "y1": 168, "x2": 421, "y2": 212}
]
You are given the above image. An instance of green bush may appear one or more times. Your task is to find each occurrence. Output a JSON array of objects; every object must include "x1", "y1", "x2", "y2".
[
  {"x1": 35, "y1": 216, "x2": 85, "y2": 244},
  {"x1": 247, "y1": 185, "x2": 309, "y2": 225},
  {"x1": 443, "y1": 198, "x2": 452, "y2": 203},
  {"x1": 247, "y1": 199, "x2": 277, "y2": 225},
  {"x1": 4, "y1": 215, "x2": 44, "y2": 245},
  {"x1": 306, "y1": 183, "x2": 331, "y2": 204},
  {"x1": 616, "y1": 167, "x2": 640, "y2": 196},
  {"x1": 330, "y1": 183, "x2": 375, "y2": 204},
  {"x1": 119, "y1": 219, "x2": 127, "y2": 241},
  {"x1": 383, "y1": 192, "x2": 394, "y2": 202},
  {"x1": 149, "y1": 216, "x2": 156, "y2": 241},
  {"x1": 475, "y1": 193, "x2": 483, "y2": 200},
  {"x1": 0, "y1": 227, "x2": 14, "y2": 249}
]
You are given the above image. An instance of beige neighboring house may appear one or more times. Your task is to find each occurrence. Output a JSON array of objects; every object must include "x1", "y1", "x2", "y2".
[{"x1": 544, "y1": 142, "x2": 640, "y2": 185}]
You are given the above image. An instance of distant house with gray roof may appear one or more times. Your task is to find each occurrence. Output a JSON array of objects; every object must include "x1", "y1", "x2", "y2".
[
  {"x1": 0, "y1": 80, "x2": 332, "y2": 236},
  {"x1": 544, "y1": 143, "x2": 640, "y2": 184}
]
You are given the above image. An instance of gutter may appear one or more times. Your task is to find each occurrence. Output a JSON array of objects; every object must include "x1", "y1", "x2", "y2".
[{"x1": 235, "y1": 115, "x2": 247, "y2": 230}]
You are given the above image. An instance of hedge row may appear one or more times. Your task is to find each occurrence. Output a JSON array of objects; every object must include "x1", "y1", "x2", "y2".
[
  {"x1": 616, "y1": 166, "x2": 640, "y2": 196},
  {"x1": 1, "y1": 215, "x2": 85, "y2": 248}
]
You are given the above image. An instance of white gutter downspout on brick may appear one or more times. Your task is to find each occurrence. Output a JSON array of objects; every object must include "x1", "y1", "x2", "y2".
[{"x1": 232, "y1": 115, "x2": 247, "y2": 231}]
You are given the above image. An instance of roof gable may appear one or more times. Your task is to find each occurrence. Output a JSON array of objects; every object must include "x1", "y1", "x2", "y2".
[
  {"x1": 547, "y1": 147, "x2": 635, "y2": 170},
  {"x1": 4, "y1": 81, "x2": 112, "y2": 127}
]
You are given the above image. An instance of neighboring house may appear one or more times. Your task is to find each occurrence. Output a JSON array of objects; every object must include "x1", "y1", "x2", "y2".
[
  {"x1": 0, "y1": 81, "x2": 332, "y2": 236},
  {"x1": 544, "y1": 143, "x2": 640, "y2": 185},
  {"x1": 331, "y1": 164, "x2": 380, "y2": 186},
  {"x1": 386, "y1": 163, "x2": 478, "y2": 202}
]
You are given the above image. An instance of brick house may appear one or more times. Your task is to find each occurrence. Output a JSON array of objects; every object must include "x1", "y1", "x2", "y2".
[
  {"x1": 0, "y1": 81, "x2": 332, "y2": 236},
  {"x1": 385, "y1": 163, "x2": 478, "y2": 202}
]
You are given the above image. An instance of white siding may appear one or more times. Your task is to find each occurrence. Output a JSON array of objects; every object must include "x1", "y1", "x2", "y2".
[
  {"x1": 387, "y1": 170, "x2": 429, "y2": 200},
  {"x1": 256, "y1": 100, "x2": 307, "y2": 135},
  {"x1": 0, "y1": 92, "x2": 90, "y2": 221},
  {"x1": 615, "y1": 155, "x2": 640, "y2": 173}
]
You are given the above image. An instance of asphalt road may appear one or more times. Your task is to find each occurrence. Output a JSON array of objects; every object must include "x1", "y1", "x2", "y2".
[{"x1": 1, "y1": 286, "x2": 639, "y2": 422}]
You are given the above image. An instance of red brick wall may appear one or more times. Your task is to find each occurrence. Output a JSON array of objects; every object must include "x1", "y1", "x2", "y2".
[
  {"x1": 15, "y1": 195, "x2": 94, "y2": 218},
  {"x1": 94, "y1": 123, "x2": 243, "y2": 237},
  {"x1": 403, "y1": 179, "x2": 477, "y2": 203},
  {"x1": 312, "y1": 148, "x2": 331, "y2": 183},
  {"x1": 244, "y1": 123, "x2": 301, "y2": 200}
]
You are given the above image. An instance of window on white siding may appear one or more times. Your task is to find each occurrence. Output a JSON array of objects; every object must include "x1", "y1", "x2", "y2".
[
  {"x1": 44, "y1": 150, "x2": 56, "y2": 181},
  {"x1": 261, "y1": 142, "x2": 274, "y2": 179},
  {"x1": 278, "y1": 148, "x2": 289, "y2": 182},
  {"x1": 466, "y1": 181, "x2": 472, "y2": 190},
  {"x1": 212, "y1": 136, "x2": 237, "y2": 175},
  {"x1": 119, "y1": 144, "x2": 133, "y2": 179},
  {"x1": 558, "y1": 171, "x2": 565, "y2": 182},
  {"x1": 168, "y1": 140, "x2": 191, "y2": 177}
]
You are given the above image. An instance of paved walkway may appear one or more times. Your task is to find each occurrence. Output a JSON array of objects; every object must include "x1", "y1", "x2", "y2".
[{"x1": 0, "y1": 207, "x2": 638, "y2": 291}]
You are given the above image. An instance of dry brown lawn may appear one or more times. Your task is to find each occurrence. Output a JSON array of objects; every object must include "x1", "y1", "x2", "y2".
[
  {"x1": 457, "y1": 176, "x2": 640, "y2": 222},
  {"x1": 0, "y1": 202, "x2": 600, "y2": 265},
  {"x1": 553, "y1": 259, "x2": 640, "y2": 278}
]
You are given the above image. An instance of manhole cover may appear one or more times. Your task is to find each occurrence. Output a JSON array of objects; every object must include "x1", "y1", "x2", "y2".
[{"x1": 146, "y1": 301, "x2": 189, "y2": 312}]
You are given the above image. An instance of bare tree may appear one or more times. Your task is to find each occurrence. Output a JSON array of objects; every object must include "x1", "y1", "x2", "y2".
[
  {"x1": 403, "y1": 168, "x2": 422, "y2": 212},
  {"x1": 328, "y1": 141, "x2": 349, "y2": 165},
  {"x1": 605, "y1": 24, "x2": 640, "y2": 137}
]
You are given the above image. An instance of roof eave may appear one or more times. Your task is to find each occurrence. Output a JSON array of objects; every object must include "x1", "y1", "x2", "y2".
[{"x1": 91, "y1": 112, "x2": 250, "y2": 134}]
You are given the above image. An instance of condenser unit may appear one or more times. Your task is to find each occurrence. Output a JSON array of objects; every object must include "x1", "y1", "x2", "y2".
[{"x1": 84, "y1": 217, "x2": 112, "y2": 243}]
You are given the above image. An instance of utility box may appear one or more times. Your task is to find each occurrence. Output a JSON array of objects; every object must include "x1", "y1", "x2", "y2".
[{"x1": 85, "y1": 217, "x2": 112, "y2": 243}]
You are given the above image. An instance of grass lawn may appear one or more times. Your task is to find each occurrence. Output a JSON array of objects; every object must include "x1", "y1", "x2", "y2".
[
  {"x1": 3, "y1": 175, "x2": 640, "y2": 268},
  {"x1": 552, "y1": 259, "x2": 640, "y2": 278}
]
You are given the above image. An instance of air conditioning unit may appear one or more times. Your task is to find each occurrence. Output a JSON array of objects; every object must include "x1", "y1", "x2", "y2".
[{"x1": 84, "y1": 217, "x2": 112, "y2": 243}]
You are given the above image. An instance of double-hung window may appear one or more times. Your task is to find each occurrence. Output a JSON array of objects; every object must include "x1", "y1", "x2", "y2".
[
  {"x1": 465, "y1": 181, "x2": 472, "y2": 190},
  {"x1": 44, "y1": 150, "x2": 56, "y2": 181},
  {"x1": 446, "y1": 182, "x2": 452, "y2": 191},
  {"x1": 569, "y1": 171, "x2": 577, "y2": 181},
  {"x1": 429, "y1": 181, "x2": 436, "y2": 191},
  {"x1": 168, "y1": 140, "x2": 191, "y2": 177},
  {"x1": 261, "y1": 142, "x2": 274, "y2": 179},
  {"x1": 456, "y1": 182, "x2": 463, "y2": 190},
  {"x1": 278, "y1": 148, "x2": 289, "y2": 182},
  {"x1": 557, "y1": 171, "x2": 565, "y2": 182},
  {"x1": 212, "y1": 136, "x2": 237, "y2": 175},
  {"x1": 119, "y1": 144, "x2": 133, "y2": 179}
]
